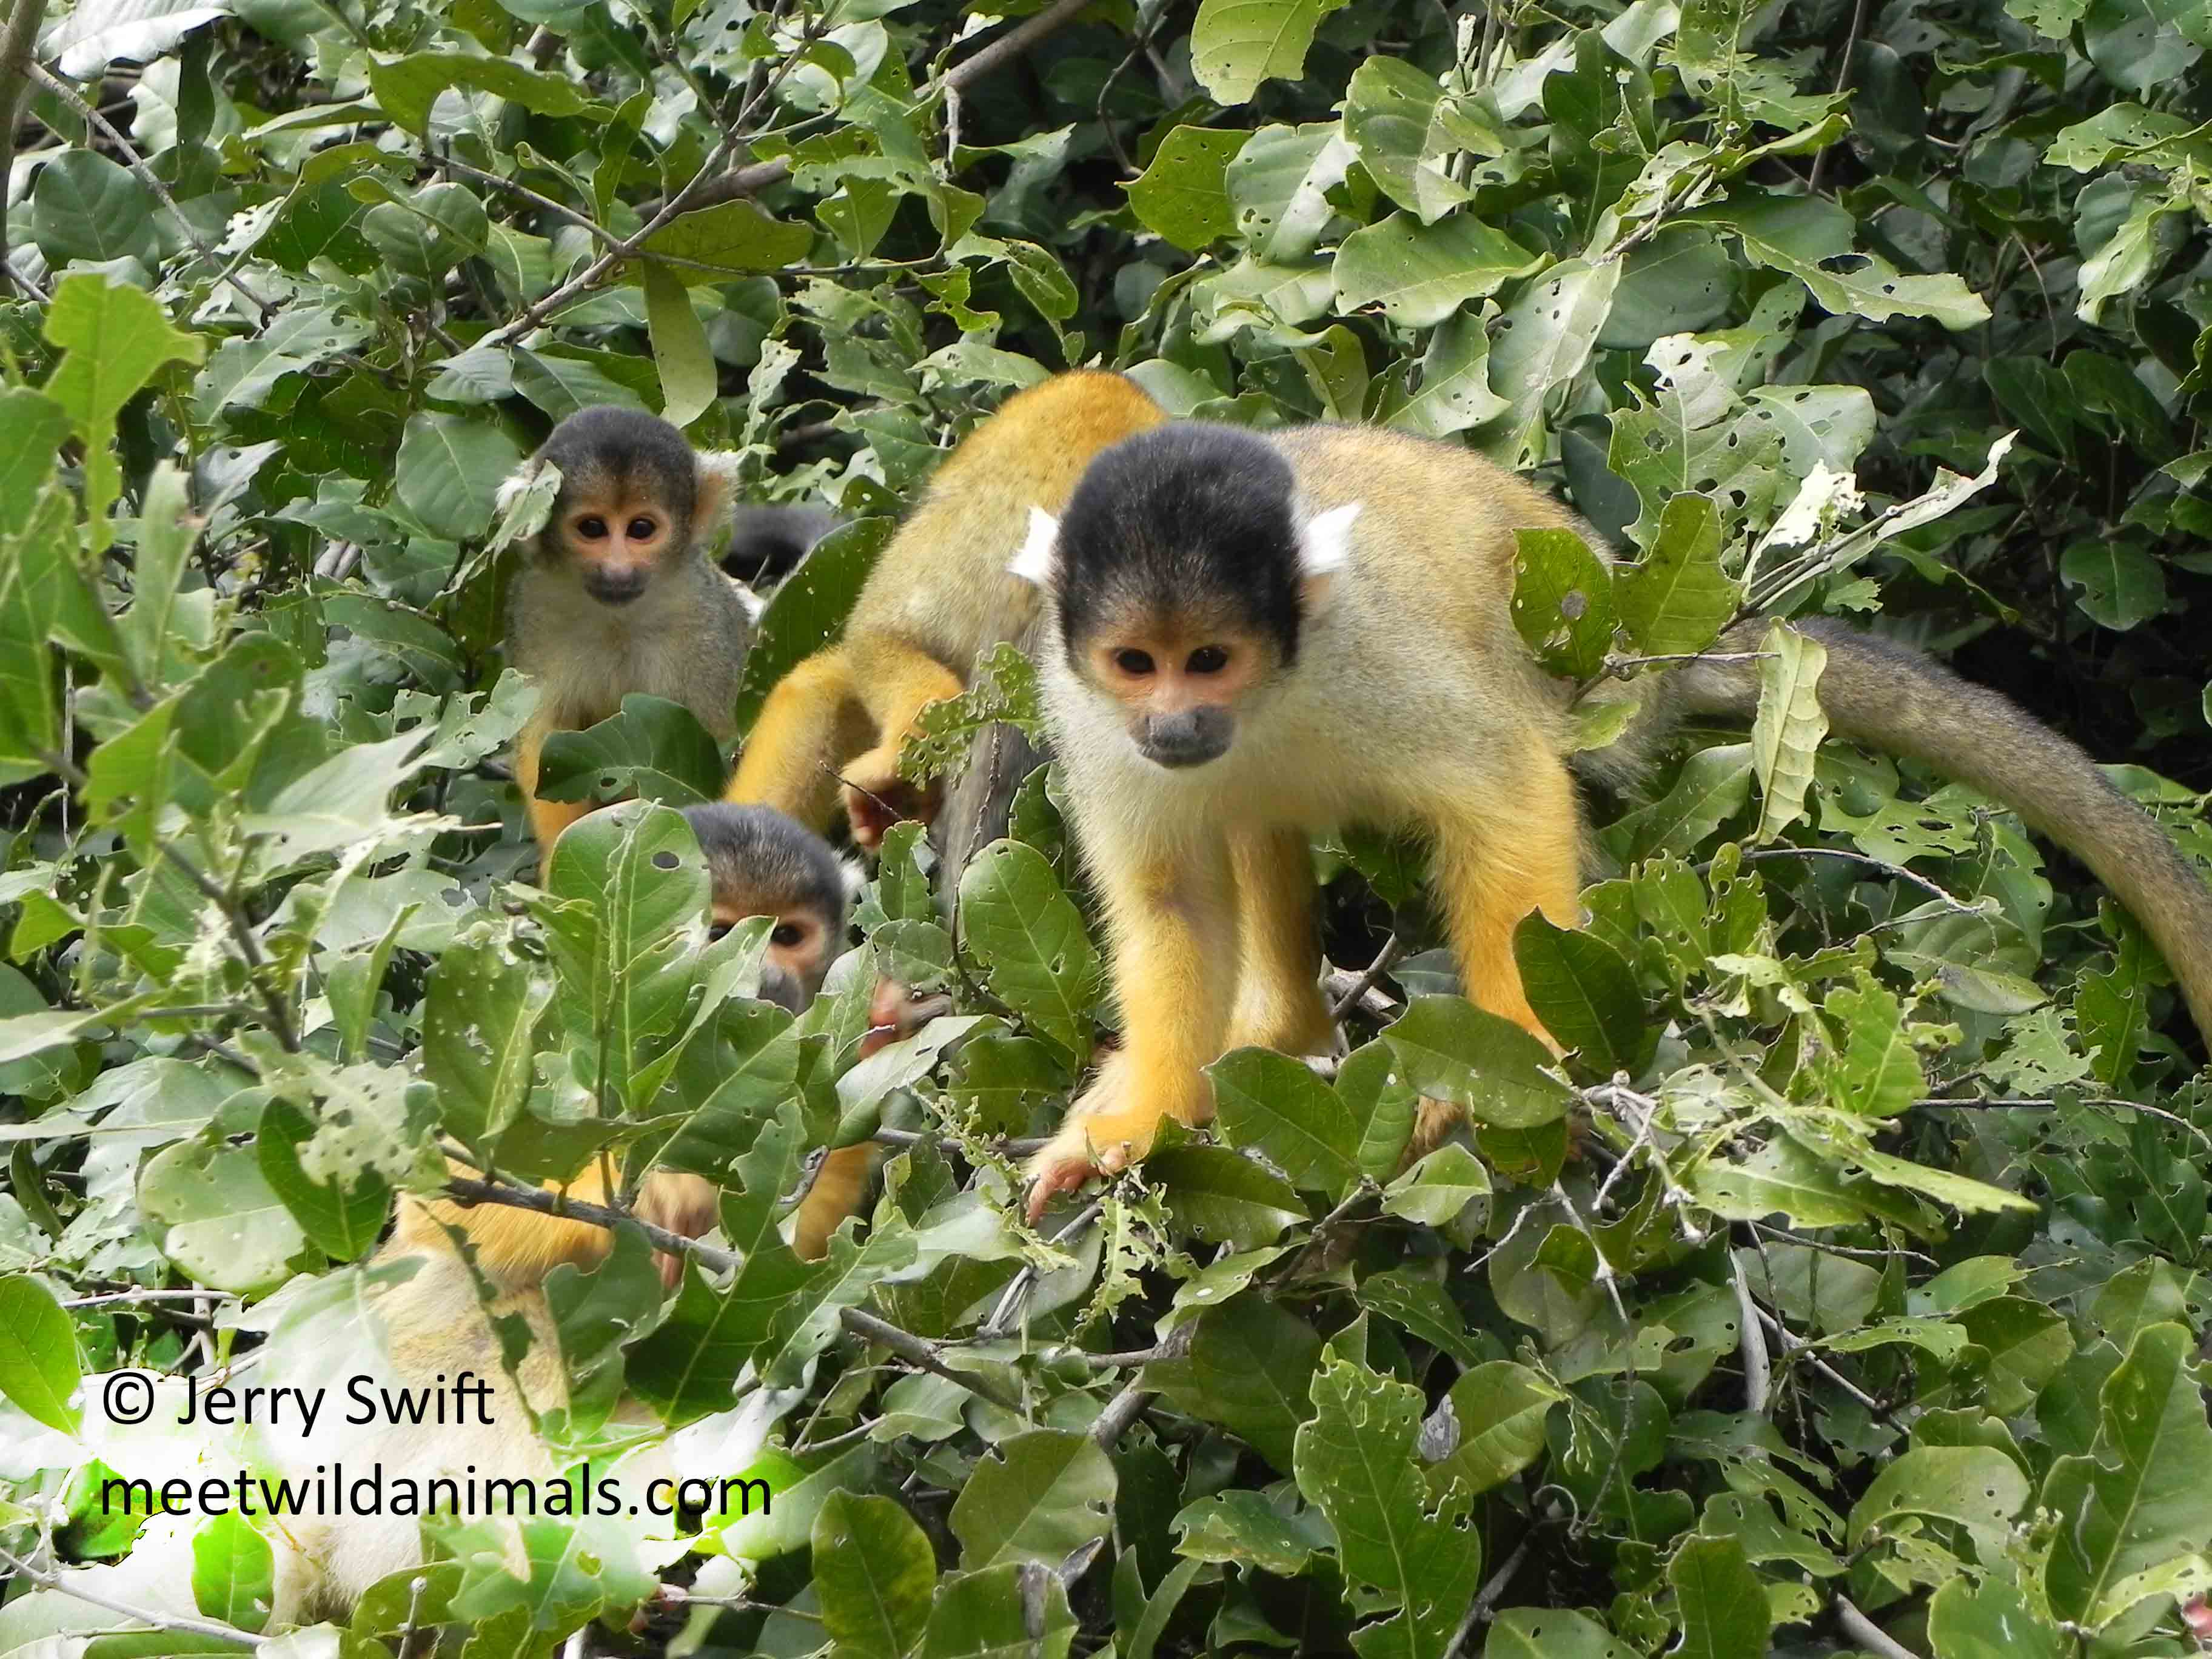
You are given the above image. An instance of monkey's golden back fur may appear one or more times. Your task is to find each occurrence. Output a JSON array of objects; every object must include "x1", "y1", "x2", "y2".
[{"x1": 843, "y1": 370, "x2": 1165, "y2": 679}]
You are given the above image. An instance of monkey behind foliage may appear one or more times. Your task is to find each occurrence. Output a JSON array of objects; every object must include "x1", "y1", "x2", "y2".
[
  {"x1": 722, "y1": 503, "x2": 843, "y2": 586},
  {"x1": 504, "y1": 407, "x2": 758, "y2": 866},
  {"x1": 1013, "y1": 417, "x2": 2212, "y2": 1212},
  {"x1": 725, "y1": 370, "x2": 1165, "y2": 848}
]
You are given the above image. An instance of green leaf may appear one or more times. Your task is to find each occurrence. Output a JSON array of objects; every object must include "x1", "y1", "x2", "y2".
[
  {"x1": 1207, "y1": 1046, "x2": 1364, "y2": 1199},
  {"x1": 139, "y1": 1137, "x2": 310, "y2": 1296},
  {"x1": 1380, "y1": 1144, "x2": 1490, "y2": 1224},
  {"x1": 956, "y1": 840, "x2": 1101, "y2": 1063},
  {"x1": 1426, "y1": 1361, "x2": 1562, "y2": 1496},
  {"x1": 1143, "y1": 1293, "x2": 1321, "y2": 1473},
  {"x1": 917, "y1": 1563, "x2": 1078, "y2": 1659},
  {"x1": 2042, "y1": 1324, "x2": 2212, "y2": 1630},
  {"x1": 0, "y1": 390, "x2": 70, "y2": 539},
  {"x1": 29, "y1": 150, "x2": 160, "y2": 265},
  {"x1": 541, "y1": 800, "x2": 708, "y2": 1111},
  {"x1": 1694, "y1": 195, "x2": 1991, "y2": 329},
  {"x1": 1342, "y1": 56, "x2": 1479, "y2": 223},
  {"x1": 536, "y1": 694, "x2": 728, "y2": 808},
  {"x1": 733, "y1": 516, "x2": 891, "y2": 733},
  {"x1": 1601, "y1": 742, "x2": 1755, "y2": 862},
  {"x1": 1381, "y1": 997, "x2": 1572, "y2": 1130},
  {"x1": 118, "y1": 463, "x2": 201, "y2": 695},
  {"x1": 1848, "y1": 1445, "x2": 2029, "y2": 1559},
  {"x1": 255, "y1": 1098, "x2": 392, "y2": 1262},
  {"x1": 394, "y1": 414, "x2": 523, "y2": 543},
  {"x1": 1126, "y1": 126, "x2": 1247, "y2": 251},
  {"x1": 1379, "y1": 309, "x2": 1510, "y2": 437},
  {"x1": 2060, "y1": 540, "x2": 2168, "y2": 631},
  {"x1": 0, "y1": 1275, "x2": 82, "y2": 1433},
  {"x1": 948, "y1": 1428, "x2": 1116, "y2": 1569},
  {"x1": 1511, "y1": 528, "x2": 1618, "y2": 680},
  {"x1": 1475, "y1": 260, "x2": 1621, "y2": 469},
  {"x1": 192, "y1": 1512, "x2": 276, "y2": 1634},
  {"x1": 1614, "y1": 494, "x2": 1738, "y2": 657},
  {"x1": 1512, "y1": 913, "x2": 1651, "y2": 1076},
  {"x1": 643, "y1": 261, "x2": 720, "y2": 429},
  {"x1": 1487, "y1": 1608, "x2": 1639, "y2": 1659},
  {"x1": 1293, "y1": 1351, "x2": 1485, "y2": 1659},
  {"x1": 421, "y1": 935, "x2": 554, "y2": 1150},
  {"x1": 1190, "y1": 0, "x2": 1352, "y2": 104},
  {"x1": 368, "y1": 51, "x2": 600, "y2": 135},
  {"x1": 813, "y1": 1492, "x2": 937, "y2": 1659},
  {"x1": 1147, "y1": 1146, "x2": 1308, "y2": 1246},
  {"x1": 638, "y1": 199, "x2": 813, "y2": 274},
  {"x1": 1333, "y1": 211, "x2": 1541, "y2": 329},
  {"x1": 1748, "y1": 621, "x2": 1829, "y2": 841},
  {"x1": 1927, "y1": 1576, "x2": 2066, "y2": 1659},
  {"x1": 41, "y1": 272, "x2": 205, "y2": 555},
  {"x1": 1666, "y1": 1534, "x2": 1770, "y2": 1659}
]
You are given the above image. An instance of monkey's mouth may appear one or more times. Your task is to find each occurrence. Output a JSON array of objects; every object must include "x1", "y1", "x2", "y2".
[
  {"x1": 859, "y1": 989, "x2": 957, "y2": 1056},
  {"x1": 584, "y1": 572, "x2": 650, "y2": 604}
]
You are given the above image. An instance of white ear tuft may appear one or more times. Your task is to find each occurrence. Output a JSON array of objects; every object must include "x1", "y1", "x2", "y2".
[
  {"x1": 494, "y1": 464, "x2": 538, "y2": 514},
  {"x1": 1299, "y1": 501, "x2": 1362, "y2": 578},
  {"x1": 1007, "y1": 506, "x2": 1061, "y2": 586}
]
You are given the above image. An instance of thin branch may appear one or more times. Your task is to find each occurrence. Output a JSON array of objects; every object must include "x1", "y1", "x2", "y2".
[
  {"x1": 983, "y1": 1200, "x2": 1102, "y2": 1337},
  {"x1": 62, "y1": 1287, "x2": 240, "y2": 1309},
  {"x1": 159, "y1": 844, "x2": 298, "y2": 1053},
  {"x1": 1731, "y1": 1252, "x2": 1772, "y2": 1416},
  {"x1": 30, "y1": 64, "x2": 275, "y2": 325},
  {"x1": 1089, "y1": 1377, "x2": 1153, "y2": 1447},
  {"x1": 683, "y1": 0, "x2": 1101, "y2": 209},
  {"x1": 840, "y1": 1309, "x2": 1023, "y2": 1413},
  {"x1": 0, "y1": 1546, "x2": 263, "y2": 1649},
  {"x1": 1329, "y1": 933, "x2": 1403, "y2": 1022},
  {"x1": 871, "y1": 1125, "x2": 1049, "y2": 1158},
  {"x1": 0, "y1": 0, "x2": 51, "y2": 279},
  {"x1": 1805, "y1": 0, "x2": 1870, "y2": 196},
  {"x1": 1447, "y1": 1535, "x2": 1532, "y2": 1655},
  {"x1": 441, "y1": 1174, "x2": 1024, "y2": 1414},
  {"x1": 1704, "y1": 844, "x2": 1983, "y2": 917},
  {"x1": 1834, "y1": 1597, "x2": 1922, "y2": 1659}
]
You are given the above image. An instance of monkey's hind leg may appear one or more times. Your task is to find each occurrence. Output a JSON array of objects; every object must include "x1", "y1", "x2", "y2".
[
  {"x1": 839, "y1": 642, "x2": 968, "y2": 850},
  {"x1": 517, "y1": 715, "x2": 595, "y2": 876},
  {"x1": 1223, "y1": 826, "x2": 1333, "y2": 1055},
  {"x1": 791, "y1": 1144, "x2": 876, "y2": 1261},
  {"x1": 726, "y1": 648, "x2": 866, "y2": 833},
  {"x1": 1428, "y1": 746, "x2": 1583, "y2": 1045}
]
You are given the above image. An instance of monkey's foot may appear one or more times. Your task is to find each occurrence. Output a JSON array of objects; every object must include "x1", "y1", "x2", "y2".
[
  {"x1": 636, "y1": 1172, "x2": 720, "y2": 1290},
  {"x1": 1024, "y1": 1061, "x2": 1196, "y2": 1223},
  {"x1": 840, "y1": 745, "x2": 937, "y2": 851}
]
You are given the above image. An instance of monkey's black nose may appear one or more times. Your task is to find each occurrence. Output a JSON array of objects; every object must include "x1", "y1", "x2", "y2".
[
  {"x1": 585, "y1": 568, "x2": 649, "y2": 604},
  {"x1": 1139, "y1": 707, "x2": 1233, "y2": 768},
  {"x1": 757, "y1": 962, "x2": 806, "y2": 1016}
]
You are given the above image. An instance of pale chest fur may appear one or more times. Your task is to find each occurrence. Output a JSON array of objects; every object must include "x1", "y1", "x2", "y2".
[{"x1": 510, "y1": 561, "x2": 749, "y2": 742}]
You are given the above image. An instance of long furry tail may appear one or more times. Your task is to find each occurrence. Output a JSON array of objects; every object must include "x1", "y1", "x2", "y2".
[{"x1": 1653, "y1": 617, "x2": 2212, "y2": 1048}]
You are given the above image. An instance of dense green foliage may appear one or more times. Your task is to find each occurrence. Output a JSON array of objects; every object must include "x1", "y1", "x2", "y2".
[{"x1": 4, "y1": 0, "x2": 2212, "y2": 1652}]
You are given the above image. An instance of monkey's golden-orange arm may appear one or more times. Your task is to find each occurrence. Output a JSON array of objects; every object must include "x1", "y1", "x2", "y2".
[
  {"x1": 1223, "y1": 825, "x2": 1332, "y2": 1055},
  {"x1": 517, "y1": 713, "x2": 594, "y2": 874},
  {"x1": 1025, "y1": 836, "x2": 1238, "y2": 1219}
]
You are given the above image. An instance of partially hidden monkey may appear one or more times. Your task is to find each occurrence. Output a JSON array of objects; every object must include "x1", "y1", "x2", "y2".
[
  {"x1": 4, "y1": 807, "x2": 927, "y2": 1637},
  {"x1": 504, "y1": 407, "x2": 760, "y2": 870},
  {"x1": 1010, "y1": 419, "x2": 2212, "y2": 1215},
  {"x1": 723, "y1": 503, "x2": 843, "y2": 587},
  {"x1": 724, "y1": 370, "x2": 1167, "y2": 848}
]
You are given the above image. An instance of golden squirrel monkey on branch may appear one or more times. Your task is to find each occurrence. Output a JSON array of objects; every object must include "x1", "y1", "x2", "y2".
[
  {"x1": 502, "y1": 407, "x2": 762, "y2": 870},
  {"x1": 723, "y1": 370, "x2": 1166, "y2": 848},
  {"x1": 1010, "y1": 420, "x2": 2212, "y2": 1217}
]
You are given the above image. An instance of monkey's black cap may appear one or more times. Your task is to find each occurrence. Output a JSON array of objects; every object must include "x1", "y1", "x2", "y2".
[
  {"x1": 536, "y1": 406, "x2": 700, "y2": 525},
  {"x1": 1054, "y1": 422, "x2": 1308, "y2": 663}
]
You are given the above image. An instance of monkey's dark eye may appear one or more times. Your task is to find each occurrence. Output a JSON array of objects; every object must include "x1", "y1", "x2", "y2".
[
  {"x1": 1187, "y1": 646, "x2": 1229, "y2": 674},
  {"x1": 627, "y1": 517, "x2": 657, "y2": 540},
  {"x1": 771, "y1": 923, "x2": 805, "y2": 948},
  {"x1": 575, "y1": 516, "x2": 608, "y2": 539},
  {"x1": 707, "y1": 921, "x2": 732, "y2": 942},
  {"x1": 1114, "y1": 649, "x2": 1155, "y2": 676}
]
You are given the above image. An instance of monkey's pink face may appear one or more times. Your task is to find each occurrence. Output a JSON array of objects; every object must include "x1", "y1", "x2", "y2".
[
  {"x1": 1082, "y1": 612, "x2": 1270, "y2": 770},
  {"x1": 564, "y1": 492, "x2": 672, "y2": 605}
]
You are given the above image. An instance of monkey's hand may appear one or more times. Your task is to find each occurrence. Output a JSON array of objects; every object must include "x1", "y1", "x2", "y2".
[
  {"x1": 1023, "y1": 1054, "x2": 1191, "y2": 1224},
  {"x1": 840, "y1": 742, "x2": 938, "y2": 851},
  {"x1": 635, "y1": 1172, "x2": 720, "y2": 1291}
]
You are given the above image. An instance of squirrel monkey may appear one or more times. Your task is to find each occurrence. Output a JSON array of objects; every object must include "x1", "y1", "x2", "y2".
[
  {"x1": 397, "y1": 803, "x2": 865, "y2": 1292},
  {"x1": 503, "y1": 407, "x2": 759, "y2": 868},
  {"x1": 723, "y1": 503, "x2": 842, "y2": 586},
  {"x1": 724, "y1": 370, "x2": 1166, "y2": 848},
  {"x1": 1011, "y1": 420, "x2": 2212, "y2": 1216}
]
